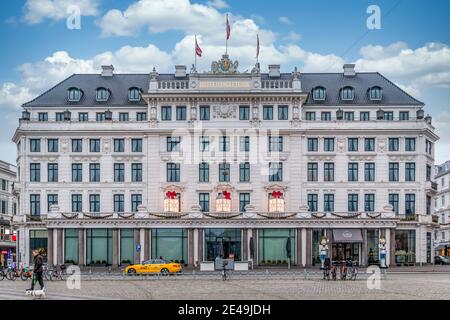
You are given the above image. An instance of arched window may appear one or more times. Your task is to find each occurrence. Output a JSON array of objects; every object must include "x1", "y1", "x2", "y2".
[
  {"x1": 128, "y1": 87, "x2": 141, "y2": 102},
  {"x1": 312, "y1": 87, "x2": 326, "y2": 101},
  {"x1": 341, "y1": 87, "x2": 354, "y2": 101},
  {"x1": 68, "y1": 88, "x2": 82, "y2": 102},
  {"x1": 369, "y1": 86, "x2": 382, "y2": 100},
  {"x1": 96, "y1": 87, "x2": 110, "y2": 102}
]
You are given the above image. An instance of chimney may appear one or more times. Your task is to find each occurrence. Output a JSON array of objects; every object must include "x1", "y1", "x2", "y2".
[
  {"x1": 101, "y1": 65, "x2": 114, "y2": 77},
  {"x1": 343, "y1": 64, "x2": 356, "y2": 77},
  {"x1": 175, "y1": 65, "x2": 187, "y2": 78},
  {"x1": 269, "y1": 65, "x2": 281, "y2": 78}
]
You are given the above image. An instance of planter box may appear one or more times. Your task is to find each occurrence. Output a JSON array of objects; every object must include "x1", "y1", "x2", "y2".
[{"x1": 199, "y1": 261, "x2": 214, "y2": 272}]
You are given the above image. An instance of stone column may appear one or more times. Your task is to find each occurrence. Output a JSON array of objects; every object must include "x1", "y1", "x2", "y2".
[
  {"x1": 254, "y1": 229, "x2": 259, "y2": 265},
  {"x1": 134, "y1": 229, "x2": 140, "y2": 264},
  {"x1": 47, "y1": 228, "x2": 54, "y2": 267},
  {"x1": 197, "y1": 229, "x2": 204, "y2": 264},
  {"x1": 389, "y1": 228, "x2": 396, "y2": 267},
  {"x1": 144, "y1": 229, "x2": 150, "y2": 261},
  {"x1": 112, "y1": 229, "x2": 119, "y2": 267},
  {"x1": 361, "y1": 229, "x2": 368, "y2": 266},
  {"x1": 242, "y1": 228, "x2": 248, "y2": 261},
  {"x1": 327, "y1": 228, "x2": 333, "y2": 260},
  {"x1": 188, "y1": 228, "x2": 194, "y2": 266},
  {"x1": 301, "y1": 228, "x2": 307, "y2": 267},
  {"x1": 78, "y1": 229, "x2": 85, "y2": 266},
  {"x1": 306, "y1": 229, "x2": 312, "y2": 266},
  {"x1": 296, "y1": 228, "x2": 302, "y2": 266},
  {"x1": 140, "y1": 228, "x2": 145, "y2": 263},
  {"x1": 56, "y1": 229, "x2": 63, "y2": 264}
]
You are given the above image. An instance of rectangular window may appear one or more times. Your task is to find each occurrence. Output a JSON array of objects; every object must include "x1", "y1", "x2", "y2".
[
  {"x1": 89, "y1": 139, "x2": 100, "y2": 152},
  {"x1": 405, "y1": 194, "x2": 416, "y2": 215},
  {"x1": 176, "y1": 106, "x2": 187, "y2": 121},
  {"x1": 114, "y1": 163, "x2": 125, "y2": 182},
  {"x1": 55, "y1": 113, "x2": 64, "y2": 122},
  {"x1": 131, "y1": 139, "x2": 142, "y2": 152},
  {"x1": 321, "y1": 112, "x2": 331, "y2": 121},
  {"x1": 167, "y1": 136, "x2": 181, "y2": 152},
  {"x1": 389, "y1": 163, "x2": 399, "y2": 182},
  {"x1": 219, "y1": 136, "x2": 230, "y2": 152},
  {"x1": 269, "y1": 162, "x2": 283, "y2": 182},
  {"x1": 324, "y1": 138, "x2": 335, "y2": 152},
  {"x1": 71, "y1": 139, "x2": 82, "y2": 152},
  {"x1": 47, "y1": 163, "x2": 58, "y2": 182},
  {"x1": 308, "y1": 194, "x2": 318, "y2": 212},
  {"x1": 348, "y1": 194, "x2": 359, "y2": 212},
  {"x1": 136, "y1": 112, "x2": 147, "y2": 121},
  {"x1": 131, "y1": 163, "x2": 142, "y2": 182},
  {"x1": 348, "y1": 138, "x2": 359, "y2": 151},
  {"x1": 269, "y1": 136, "x2": 283, "y2": 152},
  {"x1": 239, "y1": 162, "x2": 250, "y2": 182},
  {"x1": 263, "y1": 106, "x2": 273, "y2": 120},
  {"x1": 219, "y1": 162, "x2": 230, "y2": 182},
  {"x1": 167, "y1": 163, "x2": 180, "y2": 182},
  {"x1": 383, "y1": 112, "x2": 394, "y2": 120},
  {"x1": 239, "y1": 106, "x2": 250, "y2": 120},
  {"x1": 30, "y1": 163, "x2": 40, "y2": 182},
  {"x1": 30, "y1": 139, "x2": 41, "y2": 152},
  {"x1": 199, "y1": 193, "x2": 210, "y2": 212},
  {"x1": 30, "y1": 194, "x2": 40, "y2": 216},
  {"x1": 72, "y1": 163, "x2": 82, "y2": 182},
  {"x1": 364, "y1": 163, "x2": 375, "y2": 182},
  {"x1": 114, "y1": 194, "x2": 125, "y2": 213},
  {"x1": 96, "y1": 113, "x2": 105, "y2": 122},
  {"x1": 405, "y1": 138, "x2": 416, "y2": 151},
  {"x1": 389, "y1": 194, "x2": 399, "y2": 214},
  {"x1": 405, "y1": 162, "x2": 416, "y2": 181},
  {"x1": 425, "y1": 140, "x2": 433, "y2": 155},
  {"x1": 364, "y1": 138, "x2": 375, "y2": 152},
  {"x1": 114, "y1": 139, "x2": 125, "y2": 152},
  {"x1": 307, "y1": 162, "x2": 318, "y2": 182},
  {"x1": 161, "y1": 106, "x2": 172, "y2": 121},
  {"x1": 278, "y1": 105, "x2": 288, "y2": 120},
  {"x1": 240, "y1": 136, "x2": 250, "y2": 152},
  {"x1": 324, "y1": 162, "x2": 335, "y2": 182},
  {"x1": 344, "y1": 112, "x2": 354, "y2": 121},
  {"x1": 426, "y1": 165, "x2": 432, "y2": 181},
  {"x1": 199, "y1": 162, "x2": 209, "y2": 182},
  {"x1": 426, "y1": 195, "x2": 431, "y2": 215},
  {"x1": 360, "y1": 112, "x2": 370, "y2": 121},
  {"x1": 38, "y1": 113, "x2": 48, "y2": 122},
  {"x1": 131, "y1": 194, "x2": 142, "y2": 212},
  {"x1": 199, "y1": 106, "x2": 210, "y2": 120},
  {"x1": 200, "y1": 136, "x2": 209, "y2": 152},
  {"x1": 47, "y1": 194, "x2": 58, "y2": 212},
  {"x1": 119, "y1": 113, "x2": 129, "y2": 122},
  {"x1": 78, "y1": 113, "x2": 88, "y2": 122},
  {"x1": 89, "y1": 194, "x2": 100, "y2": 213},
  {"x1": 324, "y1": 194, "x2": 334, "y2": 212},
  {"x1": 399, "y1": 111, "x2": 409, "y2": 121},
  {"x1": 305, "y1": 112, "x2": 316, "y2": 121},
  {"x1": 348, "y1": 163, "x2": 359, "y2": 182},
  {"x1": 239, "y1": 193, "x2": 251, "y2": 212},
  {"x1": 89, "y1": 163, "x2": 100, "y2": 182},
  {"x1": 72, "y1": 194, "x2": 82, "y2": 213},
  {"x1": 389, "y1": 138, "x2": 399, "y2": 151},
  {"x1": 307, "y1": 138, "x2": 318, "y2": 152},
  {"x1": 47, "y1": 139, "x2": 58, "y2": 152},
  {"x1": 364, "y1": 194, "x2": 375, "y2": 212}
]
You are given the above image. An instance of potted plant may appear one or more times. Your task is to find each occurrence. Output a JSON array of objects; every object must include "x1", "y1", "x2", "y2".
[
  {"x1": 406, "y1": 251, "x2": 416, "y2": 265},
  {"x1": 261, "y1": 260, "x2": 265, "y2": 265},
  {"x1": 277, "y1": 260, "x2": 282, "y2": 265},
  {"x1": 395, "y1": 250, "x2": 406, "y2": 265},
  {"x1": 282, "y1": 260, "x2": 287, "y2": 265},
  {"x1": 267, "y1": 260, "x2": 272, "y2": 265}
]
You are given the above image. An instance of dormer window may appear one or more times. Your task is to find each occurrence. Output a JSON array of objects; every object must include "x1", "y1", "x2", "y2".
[
  {"x1": 68, "y1": 88, "x2": 82, "y2": 102},
  {"x1": 369, "y1": 86, "x2": 382, "y2": 101},
  {"x1": 313, "y1": 87, "x2": 326, "y2": 101},
  {"x1": 96, "y1": 87, "x2": 110, "y2": 102},
  {"x1": 341, "y1": 87, "x2": 354, "y2": 101},
  {"x1": 128, "y1": 87, "x2": 141, "y2": 102}
]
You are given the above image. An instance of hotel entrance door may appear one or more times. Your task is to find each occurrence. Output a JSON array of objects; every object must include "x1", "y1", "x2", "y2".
[{"x1": 332, "y1": 243, "x2": 360, "y2": 264}]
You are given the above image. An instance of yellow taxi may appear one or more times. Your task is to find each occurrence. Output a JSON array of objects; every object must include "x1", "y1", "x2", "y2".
[{"x1": 124, "y1": 259, "x2": 182, "y2": 274}]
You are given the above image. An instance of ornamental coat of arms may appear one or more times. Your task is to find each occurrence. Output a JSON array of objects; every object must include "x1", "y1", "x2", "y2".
[{"x1": 211, "y1": 54, "x2": 239, "y2": 74}]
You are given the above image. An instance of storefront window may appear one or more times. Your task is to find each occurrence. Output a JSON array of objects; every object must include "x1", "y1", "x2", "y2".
[
  {"x1": 205, "y1": 228, "x2": 241, "y2": 261},
  {"x1": 151, "y1": 229, "x2": 187, "y2": 263},
  {"x1": 64, "y1": 229, "x2": 78, "y2": 264},
  {"x1": 258, "y1": 229, "x2": 295, "y2": 265},
  {"x1": 120, "y1": 229, "x2": 134, "y2": 265},
  {"x1": 29, "y1": 230, "x2": 48, "y2": 263},
  {"x1": 367, "y1": 229, "x2": 380, "y2": 265},
  {"x1": 395, "y1": 230, "x2": 416, "y2": 265},
  {"x1": 86, "y1": 229, "x2": 113, "y2": 265},
  {"x1": 312, "y1": 229, "x2": 326, "y2": 266}
]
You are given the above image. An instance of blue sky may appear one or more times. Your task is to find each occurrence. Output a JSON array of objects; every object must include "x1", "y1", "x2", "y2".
[{"x1": 1, "y1": 0, "x2": 450, "y2": 164}]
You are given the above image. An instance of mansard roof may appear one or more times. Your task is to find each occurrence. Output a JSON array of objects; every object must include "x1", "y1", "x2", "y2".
[{"x1": 22, "y1": 71, "x2": 424, "y2": 107}]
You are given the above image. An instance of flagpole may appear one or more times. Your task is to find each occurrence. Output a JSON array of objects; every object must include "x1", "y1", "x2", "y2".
[
  {"x1": 226, "y1": 14, "x2": 228, "y2": 55},
  {"x1": 194, "y1": 35, "x2": 197, "y2": 70}
]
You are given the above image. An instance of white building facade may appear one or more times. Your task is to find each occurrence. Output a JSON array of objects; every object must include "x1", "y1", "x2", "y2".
[
  {"x1": 434, "y1": 161, "x2": 450, "y2": 256},
  {"x1": 0, "y1": 160, "x2": 17, "y2": 265},
  {"x1": 12, "y1": 56, "x2": 439, "y2": 268}
]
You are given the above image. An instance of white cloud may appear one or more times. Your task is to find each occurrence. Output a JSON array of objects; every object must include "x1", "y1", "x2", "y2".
[
  {"x1": 282, "y1": 31, "x2": 301, "y2": 43},
  {"x1": 23, "y1": 0, "x2": 100, "y2": 24},
  {"x1": 0, "y1": 83, "x2": 33, "y2": 111},
  {"x1": 279, "y1": 16, "x2": 292, "y2": 25},
  {"x1": 206, "y1": 0, "x2": 229, "y2": 9}
]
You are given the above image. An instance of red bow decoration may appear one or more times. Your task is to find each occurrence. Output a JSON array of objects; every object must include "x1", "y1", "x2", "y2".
[
  {"x1": 271, "y1": 191, "x2": 283, "y2": 199},
  {"x1": 223, "y1": 191, "x2": 231, "y2": 200},
  {"x1": 166, "y1": 191, "x2": 177, "y2": 199}
]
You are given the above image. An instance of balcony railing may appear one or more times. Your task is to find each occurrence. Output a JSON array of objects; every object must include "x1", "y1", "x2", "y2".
[{"x1": 396, "y1": 214, "x2": 418, "y2": 221}]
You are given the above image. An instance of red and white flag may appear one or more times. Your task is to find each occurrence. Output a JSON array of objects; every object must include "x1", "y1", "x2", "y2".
[
  {"x1": 256, "y1": 34, "x2": 260, "y2": 59},
  {"x1": 226, "y1": 14, "x2": 231, "y2": 40},
  {"x1": 195, "y1": 36, "x2": 202, "y2": 57}
]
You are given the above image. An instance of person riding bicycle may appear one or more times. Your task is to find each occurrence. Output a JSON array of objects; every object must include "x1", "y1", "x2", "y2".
[{"x1": 27, "y1": 249, "x2": 44, "y2": 292}]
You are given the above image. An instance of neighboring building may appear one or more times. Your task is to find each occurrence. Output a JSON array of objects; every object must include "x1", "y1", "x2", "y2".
[
  {"x1": 0, "y1": 160, "x2": 17, "y2": 266},
  {"x1": 12, "y1": 56, "x2": 440, "y2": 268},
  {"x1": 434, "y1": 161, "x2": 450, "y2": 257}
]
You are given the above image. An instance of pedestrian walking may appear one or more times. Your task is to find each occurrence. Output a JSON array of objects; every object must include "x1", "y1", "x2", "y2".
[{"x1": 27, "y1": 249, "x2": 44, "y2": 292}]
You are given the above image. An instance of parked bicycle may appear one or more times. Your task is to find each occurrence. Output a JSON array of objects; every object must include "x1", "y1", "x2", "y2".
[
  {"x1": 50, "y1": 264, "x2": 67, "y2": 281},
  {"x1": 43, "y1": 264, "x2": 53, "y2": 281},
  {"x1": 323, "y1": 257, "x2": 331, "y2": 280},
  {"x1": 20, "y1": 266, "x2": 33, "y2": 281},
  {"x1": 0, "y1": 267, "x2": 6, "y2": 281},
  {"x1": 221, "y1": 261, "x2": 229, "y2": 281},
  {"x1": 346, "y1": 261, "x2": 358, "y2": 281},
  {"x1": 330, "y1": 260, "x2": 338, "y2": 281}
]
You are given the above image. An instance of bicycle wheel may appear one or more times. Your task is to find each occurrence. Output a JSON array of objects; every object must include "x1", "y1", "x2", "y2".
[
  {"x1": 0, "y1": 272, "x2": 4, "y2": 281},
  {"x1": 21, "y1": 273, "x2": 30, "y2": 281}
]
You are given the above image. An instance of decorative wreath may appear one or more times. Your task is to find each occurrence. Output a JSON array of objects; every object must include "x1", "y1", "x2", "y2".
[
  {"x1": 83, "y1": 213, "x2": 114, "y2": 219},
  {"x1": 330, "y1": 212, "x2": 361, "y2": 219},
  {"x1": 150, "y1": 212, "x2": 189, "y2": 219},
  {"x1": 61, "y1": 213, "x2": 79, "y2": 219},
  {"x1": 257, "y1": 212, "x2": 297, "y2": 219},
  {"x1": 203, "y1": 212, "x2": 242, "y2": 219}
]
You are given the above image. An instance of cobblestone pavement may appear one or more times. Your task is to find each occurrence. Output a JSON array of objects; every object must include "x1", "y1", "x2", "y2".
[{"x1": 1, "y1": 273, "x2": 449, "y2": 300}]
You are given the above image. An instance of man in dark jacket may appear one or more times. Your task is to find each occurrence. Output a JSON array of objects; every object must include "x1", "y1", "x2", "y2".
[{"x1": 27, "y1": 249, "x2": 44, "y2": 291}]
